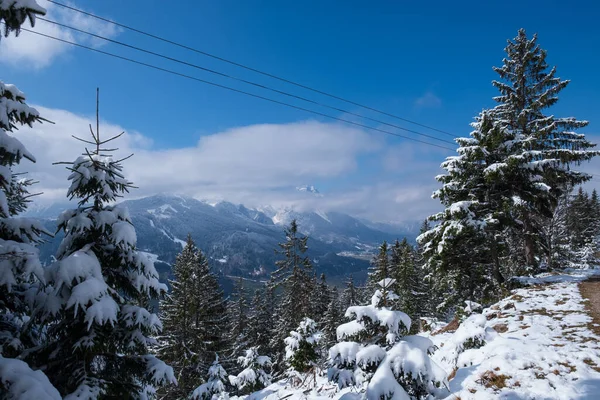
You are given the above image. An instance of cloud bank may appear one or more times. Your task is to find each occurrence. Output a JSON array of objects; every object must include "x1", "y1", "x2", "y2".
[{"x1": 12, "y1": 105, "x2": 452, "y2": 223}]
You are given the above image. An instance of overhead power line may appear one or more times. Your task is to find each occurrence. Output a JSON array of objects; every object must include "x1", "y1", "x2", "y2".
[
  {"x1": 45, "y1": 0, "x2": 458, "y2": 139},
  {"x1": 14, "y1": 26, "x2": 456, "y2": 151},
  {"x1": 37, "y1": 17, "x2": 456, "y2": 147}
]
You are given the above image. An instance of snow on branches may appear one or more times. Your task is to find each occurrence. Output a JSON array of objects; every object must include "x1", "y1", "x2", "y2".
[{"x1": 328, "y1": 279, "x2": 448, "y2": 399}]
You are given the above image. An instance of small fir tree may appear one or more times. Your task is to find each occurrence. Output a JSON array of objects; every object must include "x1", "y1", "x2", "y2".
[
  {"x1": 320, "y1": 286, "x2": 343, "y2": 350},
  {"x1": 191, "y1": 354, "x2": 229, "y2": 400},
  {"x1": 32, "y1": 91, "x2": 175, "y2": 397},
  {"x1": 328, "y1": 279, "x2": 448, "y2": 399},
  {"x1": 229, "y1": 347, "x2": 272, "y2": 395},
  {"x1": 284, "y1": 318, "x2": 322, "y2": 379}
]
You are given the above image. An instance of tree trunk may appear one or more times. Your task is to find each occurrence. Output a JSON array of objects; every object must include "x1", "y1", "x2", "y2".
[
  {"x1": 523, "y1": 214, "x2": 536, "y2": 267},
  {"x1": 491, "y1": 237, "x2": 505, "y2": 286}
]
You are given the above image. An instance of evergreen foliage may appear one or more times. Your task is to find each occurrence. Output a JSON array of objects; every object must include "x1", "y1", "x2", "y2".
[
  {"x1": 368, "y1": 241, "x2": 390, "y2": 291},
  {"x1": 229, "y1": 347, "x2": 272, "y2": 395},
  {"x1": 247, "y1": 284, "x2": 275, "y2": 356},
  {"x1": 341, "y1": 275, "x2": 359, "y2": 311},
  {"x1": 420, "y1": 29, "x2": 599, "y2": 312},
  {"x1": 226, "y1": 278, "x2": 250, "y2": 364},
  {"x1": 320, "y1": 286, "x2": 343, "y2": 350},
  {"x1": 0, "y1": 4, "x2": 58, "y2": 396},
  {"x1": 191, "y1": 354, "x2": 229, "y2": 400},
  {"x1": 31, "y1": 92, "x2": 175, "y2": 398},
  {"x1": 391, "y1": 238, "x2": 423, "y2": 333},
  {"x1": 312, "y1": 273, "x2": 330, "y2": 320},
  {"x1": 328, "y1": 279, "x2": 448, "y2": 399},
  {"x1": 270, "y1": 220, "x2": 316, "y2": 372},
  {"x1": 284, "y1": 318, "x2": 321, "y2": 376},
  {"x1": 0, "y1": 0, "x2": 45, "y2": 38},
  {"x1": 489, "y1": 29, "x2": 598, "y2": 268},
  {"x1": 419, "y1": 111, "x2": 508, "y2": 312},
  {"x1": 158, "y1": 235, "x2": 227, "y2": 398}
]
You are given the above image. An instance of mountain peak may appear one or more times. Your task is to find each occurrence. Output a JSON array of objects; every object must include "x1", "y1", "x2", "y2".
[{"x1": 296, "y1": 185, "x2": 320, "y2": 194}]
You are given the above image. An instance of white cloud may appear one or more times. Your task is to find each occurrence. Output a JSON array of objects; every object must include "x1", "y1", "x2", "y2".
[
  {"x1": 15, "y1": 106, "x2": 406, "y2": 216},
  {"x1": 415, "y1": 91, "x2": 442, "y2": 108},
  {"x1": 31, "y1": 105, "x2": 600, "y2": 224},
  {"x1": 0, "y1": 1, "x2": 120, "y2": 68}
]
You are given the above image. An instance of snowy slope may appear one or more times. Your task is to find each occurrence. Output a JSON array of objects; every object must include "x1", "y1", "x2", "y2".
[
  {"x1": 429, "y1": 274, "x2": 600, "y2": 399},
  {"x1": 236, "y1": 271, "x2": 600, "y2": 400}
]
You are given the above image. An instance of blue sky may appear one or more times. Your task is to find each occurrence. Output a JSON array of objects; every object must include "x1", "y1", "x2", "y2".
[{"x1": 1, "y1": 0, "x2": 599, "y2": 222}]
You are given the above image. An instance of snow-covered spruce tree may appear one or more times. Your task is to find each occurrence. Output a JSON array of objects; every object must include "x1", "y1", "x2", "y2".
[
  {"x1": 229, "y1": 347, "x2": 272, "y2": 395},
  {"x1": 158, "y1": 235, "x2": 227, "y2": 398},
  {"x1": 391, "y1": 238, "x2": 423, "y2": 333},
  {"x1": 270, "y1": 220, "x2": 316, "y2": 372},
  {"x1": 247, "y1": 284, "x2": 274, "y2": 356},
  {"x1": 419, "y1": 111, "x2": 510, "y2": 312},
  {"x1": 311, "y1": 273, "x2": 330, "y2": 320},
  {"x1": 415, "y1": 219, "x2": 442, "y2": 322},
  {"x1": 191, "y1": 354, "x2": 229, "y2": 400},
  {"x1": 31, "y1": 92, "x2": 175, "y2": 398},
  {"x1": 284, "y1": 317, "x2": 321, "y2": 383},
  {"x1": 226, "y1": 278, "x2": 250, "y2": 363},
  {"x1": 367, "y1": 241, "x2": 390, "y2": 292},
  {"x1": 0, "y1": 3, "x2": 61, "y2": 398},
  {"x1": 0, "y1": 0, "x2": 45, "y2": 38},
  {"x1": 328, "y1": 278, "x2": 448, "y2": 399},
  {"x1": 564, "y1": 188, "x2": 600, "y2": 269},
  {"x1": 0, "y1": 70, "x2": 49, "y2": 362},
  {"x1": 490, "y1": 28, "x2": 598, "y2": 268},
  {"x1": 341, "y1": 274, "x2": 359, "y2": 311},
  {"x1": 320, "y1": 286, "x2": 343, "y2": 350},
  {"x1": 538, "y1": 191, "x2": 570, "y2": 270}
]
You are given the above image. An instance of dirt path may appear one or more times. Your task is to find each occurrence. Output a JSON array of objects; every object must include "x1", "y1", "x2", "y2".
[{"x1": 578, "y1": 276, "x2": 600, "y2": 337}]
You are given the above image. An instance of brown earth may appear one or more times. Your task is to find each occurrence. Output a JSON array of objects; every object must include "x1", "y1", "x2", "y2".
[{"x1": 578, "y1": 276, "x2": 600, "y2": 337}]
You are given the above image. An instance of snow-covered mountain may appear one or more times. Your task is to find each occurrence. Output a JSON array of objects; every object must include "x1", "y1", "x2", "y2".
[{"x1": 34, "y1": 194, "x2": 419, "y2": 286}]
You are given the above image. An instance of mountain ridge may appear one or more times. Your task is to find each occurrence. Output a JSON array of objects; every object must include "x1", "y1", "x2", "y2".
[{"x1": 33, "y1": 194, "x2": 420, "y2": 287}]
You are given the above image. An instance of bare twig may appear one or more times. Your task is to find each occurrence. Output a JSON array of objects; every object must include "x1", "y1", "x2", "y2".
[{"x1": 71, "y1": 135, "x2": 97, "y2": 145}]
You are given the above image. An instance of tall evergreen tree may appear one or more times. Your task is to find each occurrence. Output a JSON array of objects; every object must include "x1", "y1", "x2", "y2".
[
  {"x1": 270, "y1": 220, "x2": 315, "y2": 372},
  {"x1": 391, "y1": 238, "x2": 422, "y2": 333},
  {"x1": 312, "y1": 273, "x2": 330, "y2": 320},
  {"x1": 368, "y1": 241, "x2": 390, "y2": 291},
  {"x1": 247, "y1": 284, "x2": 274, "y2": 356},
  {"x1": 226, "y1": 278, "x2": 250, "y2": 364},
  {"x1": 419, "y1": 111, "x2": 507, "y2": 311},
  {"x1": 490, "y1": 29, "x2": 598, "y2": 267},
  {"x1": 0, "y1": 3, "x2": 60, "y2": 397},
  {"x1": 158, "y1": 235, "x2": 227, "y2": 398},
  {"x1": 320, "y1": 286, "x2": 343, "y2": 350},
  {"x1": 32, "y1": 92, "x2": 175, "y2": 397},
  {"x1": 341, "y1": 274, "x2": 359, "y2": 311}
]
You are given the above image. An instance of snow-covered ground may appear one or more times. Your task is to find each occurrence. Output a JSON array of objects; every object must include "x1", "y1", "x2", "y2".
[
  {"x1": 430, "y1": 277, "x2": 600, "y2": 399},
  {"x1": 239, "y1": 271, "x2": 600, "y2": 399}
]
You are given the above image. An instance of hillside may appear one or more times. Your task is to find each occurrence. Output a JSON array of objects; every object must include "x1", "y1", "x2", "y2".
[{"x1": 238, "y1": 270, "x2": 600, "y2": 400}]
